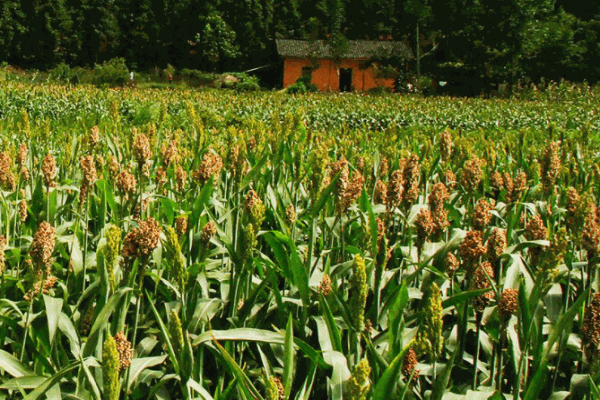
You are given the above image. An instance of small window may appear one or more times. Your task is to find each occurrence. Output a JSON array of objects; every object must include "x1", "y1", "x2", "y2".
[{"x1": 302, "y1": 67, "x2": 312, "y2": 80}]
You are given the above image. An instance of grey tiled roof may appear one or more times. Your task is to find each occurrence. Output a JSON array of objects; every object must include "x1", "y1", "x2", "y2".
[{"x1": 276, "y1": 39, "x2": 413, "y2": 60}]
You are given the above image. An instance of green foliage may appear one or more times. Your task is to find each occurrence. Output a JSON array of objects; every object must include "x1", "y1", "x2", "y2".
[
  {"x1": 234, "y1": 74, "x2": 261, "y2": 92},
  {"x1": 0, "y1": 81, "x2": 597, "y2": 399},
  {"x1": 103, "y1": 224, "x2": 121, "y2": 291},
  {"x1": 179, "y1": 69, "x2": 218, "y2": 87},
  {"x1": 287, "y1": 75, "x2": 317, "y2": 94},
  {"x1": 199, "y1": 11, "x2": 240, "y2": 71},
  {"x1": 94, "y1": 58, "x2": 129, "y2": 87},
  {"x1": 367, "y1": 86, "x2": 392, "y2": 95},
  {"x1": 48, "y1": 63, "x2": 78, "y2": 84}
]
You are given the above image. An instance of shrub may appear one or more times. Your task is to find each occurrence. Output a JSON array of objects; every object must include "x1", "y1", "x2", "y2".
[
  {"x1": 232, "y1": 73, "x2": 260, "y2": 92},
  {"x1": 418, "y1": 76, "x2": 435, "y2": 96},
  {"x1": 296, "y1": 75, "x2": 317, "y2": 92},
  {"x1": 287, "y1": 74, "x2": 317, "y2": 94},
  {"x1": 368, "y1": 86, "x2": 392, "y2": 95},
  {"x1": 286, "y1": 81, "x2": 307, "y2": 94},
  {"x1": 163, "y1": 64, "x2": 176, "y2": 82},
  {"x1": 94, "y1": 58, "x2": 130, "y2": 87},
  {"x1": 180, "y1": 69, "x2": 219, "y2": 87},
  {"x1": 49, "y1": 63, "x2": 78, "y2": 84}
]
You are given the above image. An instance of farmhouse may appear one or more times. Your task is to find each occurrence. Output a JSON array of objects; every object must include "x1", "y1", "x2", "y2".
[{"x1": 276, "y1": 39, "x2": 413, "y2": 92}]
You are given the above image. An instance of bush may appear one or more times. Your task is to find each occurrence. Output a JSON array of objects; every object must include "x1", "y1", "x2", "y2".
[
  {"x1": 94, "y1": 58, "x2": 130, "y2": 87},
  {"x1": 418, "y1": 76, "x2": 435, "y2": 96},
  {"x1": 296, "y1": 75, "x2": 317, "y2": 92},
  {"x1": 286, "y1": 82, "x2": 307, "y2": 94},
  {"x1": 180, "y1": 69, "x2": 219, "y2": 87},
  {"x1": 49, "y1": 63, "x2": 79, "y2": 84},
  {"x1": 232, "y1": 73, "x2": 260, "y2": 92},
  {"x1": 286, "y1": 74, "x2": 317, "y2": 94},
  {"x1": 368, "y1": 86, "x2": 392, "y2": 95}
]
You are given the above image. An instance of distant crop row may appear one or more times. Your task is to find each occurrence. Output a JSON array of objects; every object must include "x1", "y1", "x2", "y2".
[{"x1": 0, "y1": 79, "x2": 599, "y2": 135}]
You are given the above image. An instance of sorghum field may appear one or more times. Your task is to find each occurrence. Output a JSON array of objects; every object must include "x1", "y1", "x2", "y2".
[{"x1": 0, "y1": 79, "x2": 599, "y2": 400}]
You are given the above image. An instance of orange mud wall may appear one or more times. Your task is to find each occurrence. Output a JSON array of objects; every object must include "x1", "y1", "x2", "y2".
[{"x1": 283, "y1": 58, "x2": 395, "y2": 92}]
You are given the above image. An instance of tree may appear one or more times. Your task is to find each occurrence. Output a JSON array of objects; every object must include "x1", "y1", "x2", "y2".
[
  {"x1": 0, "y1": 1, "x2": 28, "y2": 63},
  {"x1": 198, "y1": 12, "x2": 240, "y2": 71}
]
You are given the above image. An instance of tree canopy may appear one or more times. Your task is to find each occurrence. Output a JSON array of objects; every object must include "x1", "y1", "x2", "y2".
[{"x1": 0, "y1": 0, "x2": 599, "y2": 84}]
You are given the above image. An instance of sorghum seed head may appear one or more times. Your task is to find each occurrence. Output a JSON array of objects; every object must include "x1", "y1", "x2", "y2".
[
  {"x1": 498, "y1": 288, "x2": 518, "y2": 323},
  {"x1": 176, "y1": 165, "x2": 187, "y2": 191},
  {"x1": 374, "y1": 179, "x2": 387, "y2": 204},
  {"x1": 525, "y1": 214, "x2": 547, "y2": 241},
  {"x1": 175, "y1": 215, "x2": 188, "y2": 238},
  {"x1": 444, "y1": 169, "x2": 456, "y2": 189},
  {"x1": 402, "y1": 348, "x2": 420, "y2": 383},
  {"x1": 445, "y1": 252, "x2": 459, "y2": 277},
  {"x1": 340, "y1": 172, "x2": 364, "y2": 211},
  {"x1": 79, "y1": 155, "x2": 97, "y2": 204},
  {"x1": 459, "y1": 230, "x2": 486, "y2": 270},
  {"x1": 505, "y1": 171, "x2": 528, "y2": 203},
  {"x1": 121, "y1": 218, "x2": 162, "y2": 265},
  {"x1": 193, "y1": 151, "x2": 223, "y2": 185},
  {"x1": 102, "y1": 335, "x2": 120, "y2": 400},
  {"x1": 582, "y1": 213, "x2": 600, "y2": 259},
  {"x1": 30, "y1": 221, "x2": 55, "y2": 273},
  {"x1": 19, "y1": 200, "x2": 27, "y2": 222},
  {"x1": 490, "y1": 171, "x2": 504, "y2": 194},
  {"x1": 17, "y1": 143, "x2": 27, "y2": 167},
  {"x1": 487, "y1": 228, "x2": 507, "y2": 266},
  {"x1": 357, "y1": 156, "x2": 365, "y2": 171},
  {"x1": 386, "y1": 169, "x2": 404, "y2": 211},
  {"x1": 318, "y1": 274, "x2": 332, "y2": 296},
  {"x1": 566, "y1": 187, "x2": 580, "y2": 230},
  {"x1": 350, "y1": 255, "x2": 368, "y2": 331},
  {"x1": 104, "y1": 224, "x2": 121, "y2": 291},
  {"x1": 80, "y1": 303, "x2": 96, "y2": 336},
  {"x1": 472, "y1": 198, "x2": 495, "y2": 231},
  {"x1": 114, "y1": 331, "x2": 133, "y2": 371},
  {"x1": 201, "y1": 221, "x2": 217, "y2": 242},
  {"x1": 347, "y1": 358, "x2": 371, "y2": 400},
  {"x1": 461, "y1": 158, "x2": 483, "y2": 193},
  {"x1": 379, "y1": 157, "x2": 388, "y2": 178},
  {"x1": 266, "y1": 376, "x2": 285, "y2": 400},
  {"x1": 415, "y1": 209, "x2": 434, "y2": 249},
  {"x1": 403, "y1": 154, "x2": 420, "y2": 205},
  {"x1": 133, "y1": 133, "x2": 151, "y2": 166},
  {"x1": 330, "y1": 156, "x2": 350, "y2": 212},
  {"x1": 245, "y1": 190, "x2": 266, "y2": 227},
  {"x1": 42, "y1": 153, "x2": 57, "y2": 188},
  {"x1": 541, "y1": 141, "x2": 560, "y2": 194},
  {"x1": 440, "y1": 130, "x2": 453, "y2": 163},
  {"x1": 89, "y1": 126, "x2": 100, "y2": 147},
  {"x1": 472, "y1": 261, "x2": 495, "y2": 312},
  {"x1": 583, "y1": 293, "x2": 600, "y2": 361},
  {"x1": 168, "y1": 310, "x2": 185, "y2": 354},
  {"x1": 285, "y1": 205, "x2": 296, "y2": 225},
  {"x1": 116, "y1": 169, "x2": 137, "y2": 195},
  {"x1": 429, "y1": 183, "x2": 450, "y2": 234},
  {"x1": 161, "y1": 139, "x2": 179, "y2": 166},
  {"x1": 109, "y1": 155, "x2": 119, "y2": 179}
]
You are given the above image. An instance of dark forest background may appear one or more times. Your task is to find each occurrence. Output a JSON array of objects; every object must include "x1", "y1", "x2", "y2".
[{"x1": 1, "y1": 0, "x2": 600, "y2": 86}]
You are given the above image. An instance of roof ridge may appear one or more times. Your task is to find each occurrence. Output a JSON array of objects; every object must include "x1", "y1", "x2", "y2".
[{"x1": 276, "y1": 39, "x2": 413, "y2": 60}]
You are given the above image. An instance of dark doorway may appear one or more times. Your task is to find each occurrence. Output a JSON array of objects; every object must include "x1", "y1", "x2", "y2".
[{"x1": 339, "y1": 68, "x2": 352, "y2": 92}]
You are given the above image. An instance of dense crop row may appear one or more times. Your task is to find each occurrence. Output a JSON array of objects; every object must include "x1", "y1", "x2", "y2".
[
  {"x1": 0, "y1": 82, "x2": 598, "y2": 400},
  {"x1": 1, "y1": 80, "x2": 600, "y2": 134}
]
